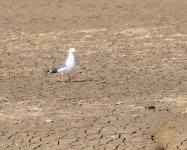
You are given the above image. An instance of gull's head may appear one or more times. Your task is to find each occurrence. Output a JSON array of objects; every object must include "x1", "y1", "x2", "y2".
[{"x1": 69, "y1": 48, "x2": 77, "y2": 53}]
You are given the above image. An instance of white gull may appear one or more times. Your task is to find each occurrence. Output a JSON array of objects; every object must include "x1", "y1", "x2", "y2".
[{"x1": 48, "y1": 48, "x2": 77, "y2": 82}]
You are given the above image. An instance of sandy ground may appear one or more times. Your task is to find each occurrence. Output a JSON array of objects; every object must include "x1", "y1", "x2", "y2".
[{"x1": 0, "y1": 0, "x2": 187, "y2": 149}]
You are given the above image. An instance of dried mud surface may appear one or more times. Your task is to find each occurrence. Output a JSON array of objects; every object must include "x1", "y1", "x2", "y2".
[{"x1": 0, "y1": 0, "x2": 187, "y2": 150}]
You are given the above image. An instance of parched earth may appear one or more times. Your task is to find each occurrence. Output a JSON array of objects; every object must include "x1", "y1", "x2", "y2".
[{"x1": 0, "y1": 0, "x2": 187, "y2": 150}]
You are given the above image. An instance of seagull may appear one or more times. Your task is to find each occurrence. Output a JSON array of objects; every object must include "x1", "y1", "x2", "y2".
[{"x1": 48, "y1": 48, "x2": 78, "y2": 82}]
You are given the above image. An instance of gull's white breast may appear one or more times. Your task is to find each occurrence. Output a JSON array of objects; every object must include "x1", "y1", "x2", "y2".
[
  {"x1": 57, "y1": 52, "x2": 76, "y2": 74},
  {"x1": 65, "y1": 53, "x2": 76, "y2": 68}
]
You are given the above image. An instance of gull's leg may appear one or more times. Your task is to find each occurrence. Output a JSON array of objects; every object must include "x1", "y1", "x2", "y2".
[
  {"x1": 60, "y1": 74, "x2": 64, "y2": 82},
  {"x1": 68, "y1": 74, "x2": 71, "y2": 82},
  {"x1": 57, "y1": 74, "x2": 61, "y2": 81},
  {"x1": 57, "y1": 73, "x2": 63, "y2": 82}
]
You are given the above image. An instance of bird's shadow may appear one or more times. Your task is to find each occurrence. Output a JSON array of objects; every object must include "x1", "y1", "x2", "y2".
[{"x1": 72, "y1": 79, "x2": 94, "y2": 83}]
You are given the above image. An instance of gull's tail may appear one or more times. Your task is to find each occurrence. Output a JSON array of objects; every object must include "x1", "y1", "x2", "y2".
[
  {"x1": 46, "y1": 68, "x2": 58, "y2": 73},
  {"x1": 45, "y1": 58, "x2": 58, "y2": 73}
]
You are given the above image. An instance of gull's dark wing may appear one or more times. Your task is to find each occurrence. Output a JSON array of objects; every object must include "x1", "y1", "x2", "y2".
[{"x1": 48, "y1": 61, "x2": 66, "y2": 73}]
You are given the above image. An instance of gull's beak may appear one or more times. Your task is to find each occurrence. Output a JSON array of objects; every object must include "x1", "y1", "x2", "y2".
[{"x1": 75, "y1": 49, "x2": 78, "y2": 52}]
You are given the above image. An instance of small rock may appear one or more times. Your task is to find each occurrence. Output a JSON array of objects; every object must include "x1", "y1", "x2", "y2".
[{"x1": 145, "y1": 106, "x2": 156, "y2": 110}]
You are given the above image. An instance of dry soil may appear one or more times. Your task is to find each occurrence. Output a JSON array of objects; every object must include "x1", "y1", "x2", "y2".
[{"x1": 0, "y1": 0, "x2": 187, "y2": 150}]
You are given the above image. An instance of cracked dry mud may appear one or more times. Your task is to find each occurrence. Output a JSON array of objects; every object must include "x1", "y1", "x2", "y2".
[{"x1": 0, "y1": 0, "x2": 187, "y2": 150}]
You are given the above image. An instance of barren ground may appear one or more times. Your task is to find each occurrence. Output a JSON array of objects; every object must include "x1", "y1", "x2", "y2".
[{"x1": 0, "y1": 0, "x2": 187, "y2": 150}]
